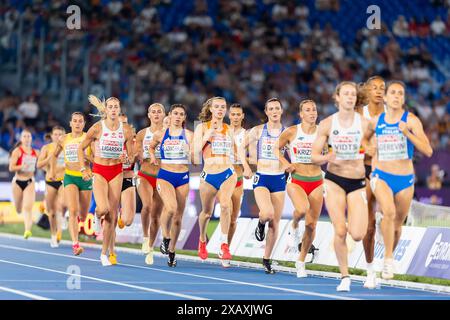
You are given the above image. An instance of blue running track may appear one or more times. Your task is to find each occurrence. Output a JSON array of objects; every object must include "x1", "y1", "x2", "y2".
[{"x1": 0, "y1": 235, "x2": 449, "y2": 300}]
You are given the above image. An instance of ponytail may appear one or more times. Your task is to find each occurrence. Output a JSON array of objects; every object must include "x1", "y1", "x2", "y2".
[{"x1": 88, "y1": 95, "x2": 106, "y2": 119}]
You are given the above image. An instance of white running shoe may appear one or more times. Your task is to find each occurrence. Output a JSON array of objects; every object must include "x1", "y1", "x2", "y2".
[
  {"x1": 336, "y1": 277, "x2": 351, "y2": 292},
  {"x1": 50, "y1": 235, "x2": 59, "y2": 248},
  {"x1": 382, "y1": 258, "x2": 394, "y2": 280},
  {"x1": 94, "y1": 214, "x2": 102, "y2": 235},
  {"x1": 287, "y1": 221, "x2": 302, "y2": 247},
  {"x1": 363, "y1": 271, "x2": 378, "y2": 289},
  {"x1": 295, "y1": 261, "x2": 307, "y2": 278},
  {"x1": 100, "y1": 254, "x2": 112, "y2": 266},
  {"x1": 145, "y1": 248, "x2": 154, "y2": 265},
  {"x1": 142, "y1": 237, "x2": 150, "y2": 254}
]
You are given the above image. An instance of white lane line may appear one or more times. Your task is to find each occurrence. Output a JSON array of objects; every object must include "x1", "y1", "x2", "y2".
[
  {"x1": 0, "y1": 258, "x2": 207, "y2": 300},
  {"x1": 0, "y1": 285, "x2": 52, "y2": 300},
  {"x1": 0, "y1": 244, "x2": 357, "y2": 300}
]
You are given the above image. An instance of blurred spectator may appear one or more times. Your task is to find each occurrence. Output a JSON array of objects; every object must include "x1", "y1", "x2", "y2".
[
  {"x1": 427, "y1": 164, "x2": 445, "y2": 190},
  {"x1": 393, "y1": 15, "x2": 410, "y2": 37},
  {"x1": 417, "y1": 18, "x2": 431, "y2": 37},
  {"x1": 316, "y1": 0, "x2": 340, "y2": 11},
  {"x1": 18, "y1": 95, "x2": 39, "y2": 127},
  {"x1": 409, "y1": 17, "x2": 419, "y2": 36},
  {"x1": 431, "y1": 15, "x2": 446, "y2": 35}
]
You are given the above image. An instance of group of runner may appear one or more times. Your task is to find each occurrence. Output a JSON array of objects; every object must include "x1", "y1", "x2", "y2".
[{"x1": 8, "y1": 77, "x2": 432, "y2": 291}]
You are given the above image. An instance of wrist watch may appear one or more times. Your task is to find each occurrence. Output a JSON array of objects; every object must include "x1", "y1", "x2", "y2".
[{"x1": 80, "y1": 167, "x2": 86, "y2": 172}]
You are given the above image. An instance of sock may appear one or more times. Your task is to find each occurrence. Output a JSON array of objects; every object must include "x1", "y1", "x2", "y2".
[
  {"x1": 366, "y1": 262, "x2": 374, "y2": 273},
  {"x1": 72, "y1": 241, "x2": 78, "y2": 246},
  {"x1": 296, "y1": 260, "x2": 305, "y2": 267},
  {"x1": 51, "y1": 235, "x2": 57, "y2": 242},
  {"x1": 220, "y1": 233, "x2": 228, "y2": 244}
]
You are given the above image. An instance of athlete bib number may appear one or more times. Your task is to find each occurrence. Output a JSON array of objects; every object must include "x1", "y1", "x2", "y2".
[
  {"x1": 211, "y1": 138, "x2": 232, "y2": 156},
  {"x1": 64, "y1": 143, "x2": 79, "y2": 163},
  {"x1": 332, "y1": 136, "x2": 364, "y2": 160},
  {"x1": 291, "y1": 142, "x2": 313, "y2": 163},
  {"x1": 377, "y1": 134, "x2": 408, "y2": 161},
  {"x1": 163, "y1": 140, "x2": 186, "y2": 159},
  {"x1": 21, "y1": 154, "x2": 36, "y2": 173}
]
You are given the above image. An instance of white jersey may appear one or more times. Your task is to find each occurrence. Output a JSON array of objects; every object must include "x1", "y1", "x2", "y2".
[
  {"x1": 362, "y1": 104, "x2": 387, "y2": 120},
  {"x1": 231, "y1": 128, "x2": 246, "y2": 165},
  {"x1": 289, "y1": 124, "x2": 317, "y2": 164},
  {"x1": 95, "y1": 121, "x2": 125, "y2": 159},
  {"x1": 328, "y1": 113, "x2": 364, "y2": 161},
  {"x1": 142, "y1": 128, "x2": 161, "y2": 159}
]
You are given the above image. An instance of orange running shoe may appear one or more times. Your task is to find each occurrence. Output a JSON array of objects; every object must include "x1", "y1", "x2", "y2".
[
  {"x1": 198, "y1": 240, "x2": 208, "y2": 260},
  {"x1": 118, "y1": 216, "x2": 125, "y2": 229},
  {"x1": 72, "y1": 243, "x2": 84, "y2": 256},
  {"x1": 219, "y1": 243, "x2": 232, "y2": 260}
]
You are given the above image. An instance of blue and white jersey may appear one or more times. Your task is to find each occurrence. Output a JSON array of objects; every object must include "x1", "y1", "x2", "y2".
[
  {"x1": 160, "y1": 128, "x2": 189, "y2": 164},
  {"x1": 257, "y1": 123, "x2": 286, "y2": 161},
  {"x1": 375, "y1": 111, "x2": 414, "y2": 161}
]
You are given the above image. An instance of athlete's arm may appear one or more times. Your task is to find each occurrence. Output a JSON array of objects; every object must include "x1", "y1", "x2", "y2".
[
  {"x1": 276, "y1": 126, "x2": 295, "y2": 172},
  {"x1": 401, "y1": 114, "x2": 433, "y2": 158},
  {"x1": 8, "y1": 148, "x2": 22, "y2": 172},
  {"x1": 361, "y1": 117, "x2": 377, "y2": 158},
  {"x1": 311, "y1": 118, "x2": 335, "y2": 165},
  {"x1": 239, "y1": 126, "x2": 260, "y2": 178},
  {"x1": 49, "y1": 136, "x2": 64, "y2": 180},
  {"x1": 37, "y1": 145, "x2": 49, "y2": 169},
  {"x1": 121, "y1": 124, "x2": 134, "y2": 163},
  {"x1": 78, "y1": 124, "x2": 98, "y2": 178},
  {"x1": 148, "y1": 129, "x2": 163, "y2": 165},
  {"x1": 185, "y1": 129, "x2": 194, "y2": 164},
  {"x1": 135, "y1": 129, "x2": 145, "y2": 163},
  {"x1": 192, "y1": 123, "x2": 204, "y2": 165}
]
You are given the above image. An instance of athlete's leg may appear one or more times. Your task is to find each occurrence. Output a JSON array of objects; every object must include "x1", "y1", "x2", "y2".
[
  {"x1": 347, "y1": 188, "x2": 368, "y2": 242},
  {"x1": 93, "y1": 173, "x2": 111, "y2": 256},
  {"x1": 254, "y1": 187, "x2": 275, "y2": 224},
  {"x1": 264, "y1": 191, "x2": 285, "y2": 259},
  {"x1": 22, "y1": 181, "x2": 36, "y2": 233},
  {"x1": 121, "y1": 186, "x2": 136, "y2": 226},
  {"x1": 229, "y1": 184, "x2": 244, "y2": 245},
  {"x1": 287, "y1": 183, "x2": 308, "y2": 229},
  {"x1": 362, "y1": 181, "x2": 377, "y2": 264},
  {"x1": 105, "y1": 174, "x2": 123, "y2": 257},
  {"x1": 217, "y1": 174, "x2": 237, "y2": 240},
  {"x1": 11, "y1": 180, "x2": 24, "y2": 215},
  {"x1": 198, "y1": 180, "x2": 218, "y2": 243},
  {"x1": 56, "y1": 185, "x2": 65, "y2": 236},
  {"x1": 65, "y1": 185, "x2": 80, "y2": 243},
  {"x1": 150, "y1": 190, "x2": 163, "y2": 247},
  {"x1": 169, "y1": 184, "x2": 189, "y2": 253},
  {"x1": 372, "y1": 178, "x2": 396, "y2": 259},
  {"x1": 300, "y1": 185, "x2": 323, "y2": 262},
  {"x1": 157, "y1": 180, "x2": 177, "y2": 241},
  {"x1": 393, "y1": 186, "x2": 414, "y2": 250},
  {"x1": 287, "y1": 182, "x2": 308, "y2": 247},
  {"x1": 324, "y1": 180, "x2": 349, "y2": 276},
  {"x1": 137, "y1": 178, "x2": 153, "y2": 239},
  {"x1": 45, "y1": 185, "x2": 58, "y2": 237}
]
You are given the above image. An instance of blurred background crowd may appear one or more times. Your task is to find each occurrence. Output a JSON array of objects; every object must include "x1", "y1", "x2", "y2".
[{"x1": 0, "y1": 0, "x2": 449, "y2": 190}]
